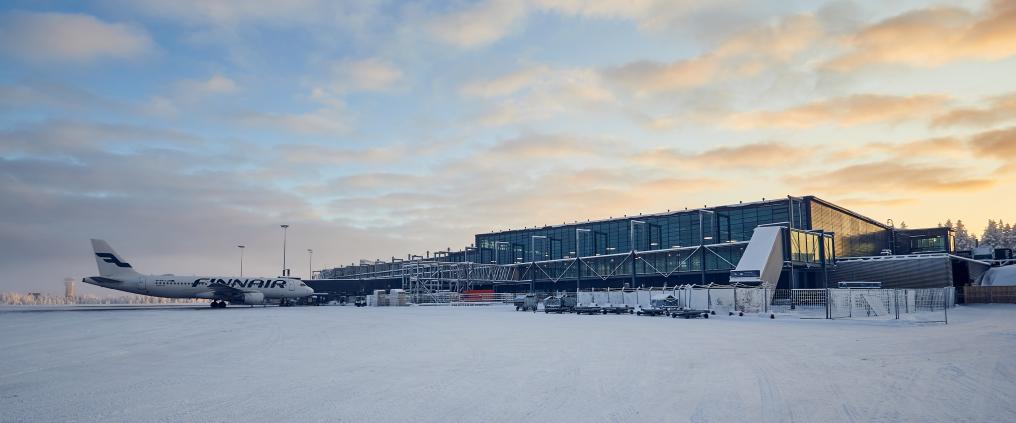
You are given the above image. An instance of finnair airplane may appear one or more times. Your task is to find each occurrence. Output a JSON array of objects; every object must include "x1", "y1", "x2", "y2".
[{"x1": 83, "y1": 239, "x2": 314, "y2": 308}]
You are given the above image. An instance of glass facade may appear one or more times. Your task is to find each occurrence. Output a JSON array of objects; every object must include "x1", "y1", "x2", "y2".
[
  {"x1": 805, "y1": 199, "x2": 890, "y2": 257},
  {"x1": 894, "y1": 227, "x2": 955, "y2": 254},
  {"x1": 322, "y1": 195, "x2": 938, "y2": 284},
  {"x1": 475, "y1": 199, "x2": 793, "y2": 265}
]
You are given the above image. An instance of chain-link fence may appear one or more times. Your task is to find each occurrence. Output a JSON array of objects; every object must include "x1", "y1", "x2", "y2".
[{"x1": 828, "y1": 288, "x2": 951, "y2": 322}]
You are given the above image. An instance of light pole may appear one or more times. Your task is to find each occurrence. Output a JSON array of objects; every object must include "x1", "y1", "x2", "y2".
[
  {"x1": 280, "y1": 224, "x2": 289, "y2": 277},
  {"x1": 699, "y1": 210, "x2": 715, "y2": 285},
  {"x1": 575, "y1": 229, "x2": 591, "y2": 293},
  {"x1": 630, "y1": 220, "x2": 646, "y2": 288},
  {"x1": 308, "y1": 249, "x2": 313, "y2": 280},
  {"x1": 237, "y1": 245, "x2": 245, "y2": 277}
]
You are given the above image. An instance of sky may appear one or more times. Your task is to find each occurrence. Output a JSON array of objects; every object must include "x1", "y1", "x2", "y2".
[{"x1": 1, "y1": 0, "x2": 1015, "y2": 295}]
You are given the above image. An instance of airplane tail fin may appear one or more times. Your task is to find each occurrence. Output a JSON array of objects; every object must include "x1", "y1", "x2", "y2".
[{"x1": 91, "y1": 239, "x2": 140, "y2": 277}]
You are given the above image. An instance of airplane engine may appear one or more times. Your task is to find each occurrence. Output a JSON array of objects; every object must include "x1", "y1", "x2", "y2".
[{"x1": 240, "y1": 292, "x2": 265, "y2": 305}]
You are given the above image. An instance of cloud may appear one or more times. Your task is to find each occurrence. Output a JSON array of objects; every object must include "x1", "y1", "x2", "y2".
[
  {"x1": 633, "y1": 141, "x2": 816, "y2": 169},
  {"x1": 968, "y1": 126, "x2": 1016, "y2": 159},
  {"x1": 0, "y1": 80, "x2": 122, "y2": 112},
  {"x1": 277, "y1": 143, "x2": 407, "y2": 166},
  {"x1": 144, "y1": 74, "x2": 240, "y2": 117},
  {"x1": 460, "y1": 66, "x2": 548, "y2": 98},
  {"x1": 425, "y1": 0, "x2": 733, "y2": 49},
  {"x1": 466, "y1": 67, "x2": 614, "y2": 126},
  {"x1": 931, "y1": 92, "x2": 1016, "y2": 129},
  {"x1": 487, "y1": 134, "x2": 619, "y2": 158},
  {"x1": 604, "y1": 56, "x2": 720, "y2": 95},
  {"x1": 820, "y1": 137, "x2": 971, "y2": 166},
  {"x1": 0, "y1": 119, "x2": 451, "y2": 293},
  {"x1": 789, "y1": 161, "x2": 995, "y2": 195},
  {"x1": 0, "y1": 11, "x2": 153, "y2": 63},
  {"x1": 236, "y1": 106, "x2": 349, "y2": 135},
  {"x1": 425, "y1": 0, "x2": 528, "y2": 48},
  {"x1": 833, "y1": 197, "x2": 919, "y2": 208},
  {"x1": 326, "y1": 59, "x2": 403, "y2": 93},
  {"x1": 603, "y1": 13, "x2": 822, "y2": 95},
  {"x1": 726, "y1": 94, "x2": 949, "y2": 129},
  {"x1": 824, "y1": 1, "x2": 1016, "y2": 71},
  {"x1": 0, "y1": 120, "x2": 201, "y2": 158},
  {"x1": 115, "y1": 0, "x2": 353, "y2": 26},
  {"x1": 177, "y1": 74, "x2": 239, "y2": 95}
]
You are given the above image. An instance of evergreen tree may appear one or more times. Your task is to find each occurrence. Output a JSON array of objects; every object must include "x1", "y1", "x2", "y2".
[
  {"x1": 1001, "y1": 222, "x2": 1014, "y2": 250},
  {"x1": 981, "y1": 219, "x2": 1003, "y2": 248},
  {"x1": 954, "y1": 220, "x2": 976, "y2": 250}
]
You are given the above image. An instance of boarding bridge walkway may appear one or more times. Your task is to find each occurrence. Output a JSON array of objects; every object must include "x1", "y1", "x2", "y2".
[{"x1": 729, "y1": 226, "x2": 785, "y2": 288}]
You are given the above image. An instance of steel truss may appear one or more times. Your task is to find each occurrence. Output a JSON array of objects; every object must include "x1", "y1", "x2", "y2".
[{"x1": 321, "y1": 242, "x2": 748, "y2": 297}]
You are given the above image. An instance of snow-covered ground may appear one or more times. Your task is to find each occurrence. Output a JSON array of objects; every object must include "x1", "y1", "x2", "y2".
[{"x1": 1, "y1": 304, "x2": 1014, "y2": 422}]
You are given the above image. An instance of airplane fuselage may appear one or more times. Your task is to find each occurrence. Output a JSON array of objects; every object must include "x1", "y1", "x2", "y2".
[{"x1": 83, "y1": 274, "x2": 311, "y2": 300}]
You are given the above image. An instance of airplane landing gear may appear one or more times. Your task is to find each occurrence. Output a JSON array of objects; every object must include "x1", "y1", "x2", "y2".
[{"x1": 210, "y1": 300, "x2": 227, "y2": 308}]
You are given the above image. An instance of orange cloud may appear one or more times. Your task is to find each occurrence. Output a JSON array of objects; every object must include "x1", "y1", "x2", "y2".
[
  {"x1": 487, "y1": 134, "x2": 619, "y2": 158},
  {"x1": 633, "y1": 141, "x2": 814, "y2": 169},
  {"x1": 604, "y1": 14, "x2": 821, "y2": 95},
  {"x1": 604, "y1": 56, "x2": 720, "y2": 95},
  {"x1": 931, "y1": 92, "x2": 1016, "y2": 128},
  {"x1": 824, "y1": 1, "x2": 1016, "y2": 71},
  {"x1": 789, "y1": 161, "x2": 995, "y2": 194},
  {"x1": 726, "y1": 94, "x2": 949, "y2": 129},
  {"x1": 968, "y1": 126, "x2": 1016, "y2": 158},
  {"x1": 828, "y1": 137, "x2": 968, "y2": 163}
]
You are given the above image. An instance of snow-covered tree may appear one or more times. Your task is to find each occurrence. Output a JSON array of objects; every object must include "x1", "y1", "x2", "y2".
[
  {"x1": 954, "y1": 220, "x2": 977, "y2": 250},
  {"x1": 981, "y1": 220, "x2": 1004, "y2": 248},
  {"x1": 999, "y1": 221, "x2": 1015, "y2": 250}
]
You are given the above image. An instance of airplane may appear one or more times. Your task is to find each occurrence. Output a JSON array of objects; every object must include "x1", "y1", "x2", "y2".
[{"x1": 83, "y1": 239, "x2": 314, "y2": 308}]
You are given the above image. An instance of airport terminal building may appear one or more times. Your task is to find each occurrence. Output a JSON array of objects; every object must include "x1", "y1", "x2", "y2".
[{"x1": 312, "y1": 195, "x2": 967, "y2": 296}]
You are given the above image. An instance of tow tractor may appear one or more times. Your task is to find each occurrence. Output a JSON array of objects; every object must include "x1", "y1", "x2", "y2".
[{"x1": 514, "y1": 294, "x2": 539, "y2": 312}]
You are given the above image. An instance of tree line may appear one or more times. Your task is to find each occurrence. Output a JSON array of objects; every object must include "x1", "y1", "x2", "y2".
[
  {"x1": 939, "y1": 219, "x2": 1016, "y2": 250},
  {"x1": 0, "y1": 292, "x2": 205, "y2": 305}
]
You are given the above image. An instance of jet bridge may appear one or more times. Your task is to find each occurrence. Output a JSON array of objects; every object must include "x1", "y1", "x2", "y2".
[{"x1": 729, "y1": 226, "x2": 785, "y2": 287}]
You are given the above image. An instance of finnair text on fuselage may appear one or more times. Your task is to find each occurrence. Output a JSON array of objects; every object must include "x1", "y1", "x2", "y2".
[{"x1": 192, "y1": 278, "x2": 290, "y2": 289}]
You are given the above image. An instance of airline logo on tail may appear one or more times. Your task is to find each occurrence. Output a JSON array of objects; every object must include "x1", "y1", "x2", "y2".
[{"x1": 95, "y1": 253, "x2": 132, "y2": 268}]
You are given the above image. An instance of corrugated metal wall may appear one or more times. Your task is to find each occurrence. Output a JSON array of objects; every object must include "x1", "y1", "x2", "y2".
[{"x1": 829, "y1": 256, "x2": 953, "y2": 288}]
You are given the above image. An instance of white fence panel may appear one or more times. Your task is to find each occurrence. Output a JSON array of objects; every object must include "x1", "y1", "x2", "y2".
[
  {"x1": 608, "y1": 291, "x2": 624, "y2": 306},
  {"x1": 636, "y1": 290, "x2": 652, "y2": 307},
  {"x1": 708, "y1": 289, "x2": 736, "y2": 313}
]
